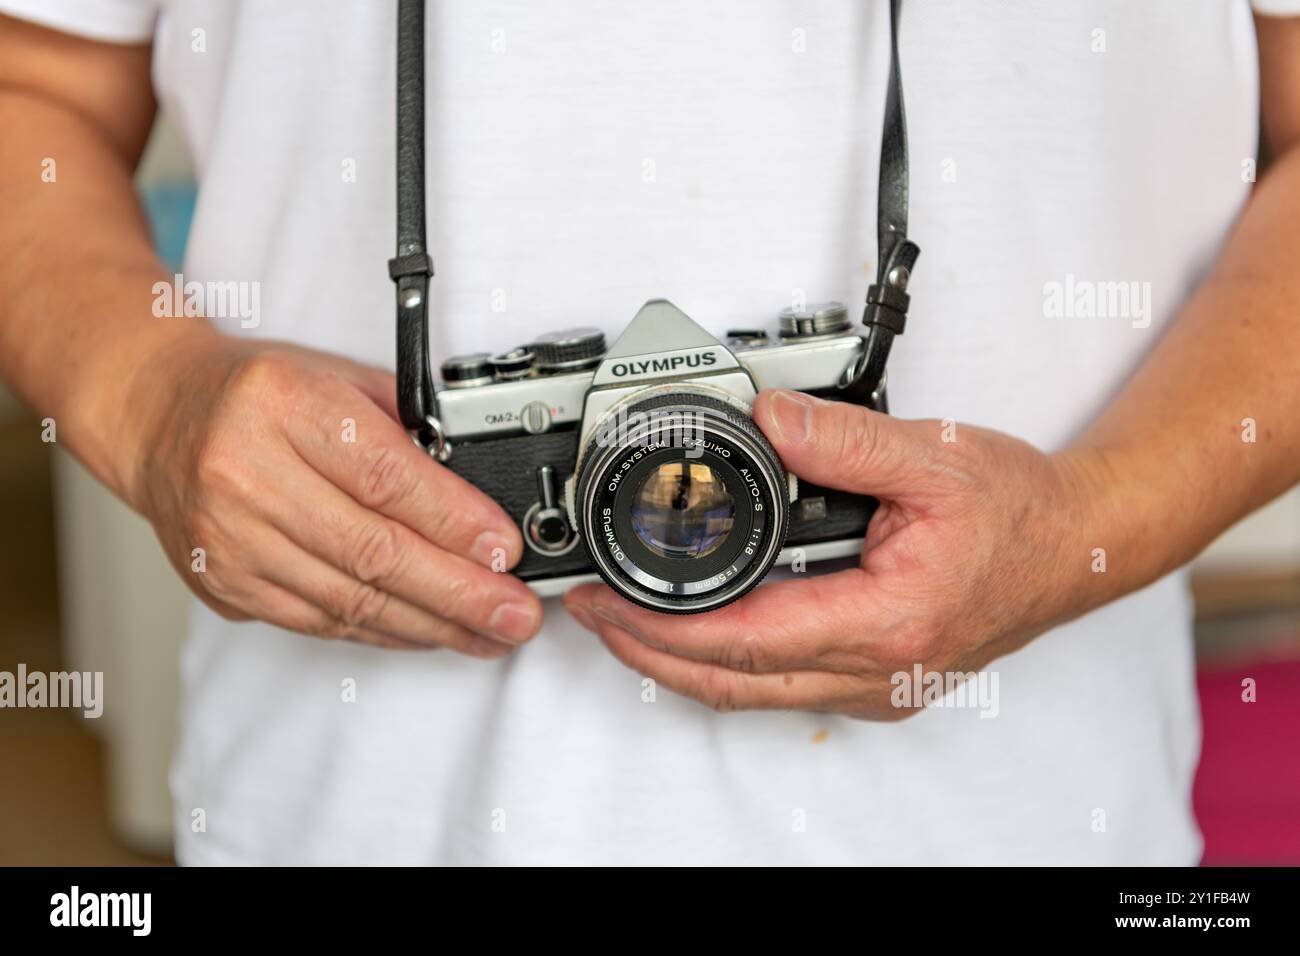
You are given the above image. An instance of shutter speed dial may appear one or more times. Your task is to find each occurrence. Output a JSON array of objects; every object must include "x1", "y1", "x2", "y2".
[
  {"x1": 531, "y1": 327, "x2": 606, "y2": 371},
  {"x1": 490, "y1": 347, "x2": 536, "y2": 381}
]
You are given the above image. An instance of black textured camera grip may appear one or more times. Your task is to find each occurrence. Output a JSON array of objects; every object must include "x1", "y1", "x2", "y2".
[{"x1": 444, "y1": 430, "x2": 590, "y2": 580}]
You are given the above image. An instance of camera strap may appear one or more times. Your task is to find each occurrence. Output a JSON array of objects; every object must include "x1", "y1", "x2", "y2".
[
  {"x1": 849, "y1": 0, "x2": 921, "y2": 408},
  {"x1": 389, "y1": 0, "x2": 438, "y2": 445},
  {"x1": 388, "y1": 0, "x2": 919, "y2": 445}
]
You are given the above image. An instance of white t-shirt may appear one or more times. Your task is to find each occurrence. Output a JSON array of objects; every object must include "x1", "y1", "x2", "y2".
[{"x1": 9, "y1": 0, "x2": 1293, "y2": 864}]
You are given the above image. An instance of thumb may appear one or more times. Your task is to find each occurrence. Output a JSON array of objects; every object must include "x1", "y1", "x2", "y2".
[{"x1": 753, "y1": 389, "x2": 942, "y2": 499}]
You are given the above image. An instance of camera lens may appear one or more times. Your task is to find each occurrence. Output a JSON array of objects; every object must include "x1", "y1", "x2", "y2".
[
  {"x1": 574, "y1": 391, "x2": 789, "y2": 614},
  {"x1": 630, "y1": 462, "x2": 736, "y2": 561}
]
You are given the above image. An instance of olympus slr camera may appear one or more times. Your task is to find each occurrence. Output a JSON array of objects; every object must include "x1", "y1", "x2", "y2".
[
  {"x1": 431, "y1": 300, "x2": 884, "y2": 613},
  {"x1": 385, "y1": 0, "x2": 919, "y2": 613}
]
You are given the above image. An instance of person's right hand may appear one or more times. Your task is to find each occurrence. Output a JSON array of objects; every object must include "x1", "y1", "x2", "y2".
[{"x1": 125, "y1": 336, "x2": 542, "y2": 656}]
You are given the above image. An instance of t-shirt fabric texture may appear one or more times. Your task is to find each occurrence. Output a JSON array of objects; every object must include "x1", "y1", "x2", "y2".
[{"x1": 6, "y1": 0, "x2": 1294, "y2": 864}]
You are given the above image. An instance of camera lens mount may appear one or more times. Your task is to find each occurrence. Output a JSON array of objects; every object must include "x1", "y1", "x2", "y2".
[{"x1": 574, "y1": 391, "x2": 789, "y2": 614}]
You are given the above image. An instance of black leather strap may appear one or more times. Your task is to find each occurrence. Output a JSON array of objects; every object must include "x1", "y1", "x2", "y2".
[
  {"x1": 390, "y1": 0, "x2": 437, "y2": 437},
  {"x1": 390, "y1": 0, "x2": 918, "y2": 425},
  {"x1": 849, "y1": 0, "x2": 921, "y2": 407}
]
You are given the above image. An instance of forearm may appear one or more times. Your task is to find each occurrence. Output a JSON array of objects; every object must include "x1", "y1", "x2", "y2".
[
  {"x1": 1063, "y1": 145, "x2": 1300, "y2": 604},
  {"x1": 0, "y1": 87, "x2": 221, "y2": 507}
]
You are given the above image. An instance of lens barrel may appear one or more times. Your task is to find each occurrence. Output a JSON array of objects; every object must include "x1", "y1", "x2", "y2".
[{"x1": 574, "y1": 391, "x2": 789, "y2": 613}]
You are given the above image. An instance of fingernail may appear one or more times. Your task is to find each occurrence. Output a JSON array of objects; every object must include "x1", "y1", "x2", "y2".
[
  {"x1": 470, "y1": 530, "x2": 513, "y2": 569},
  {"x1": 768, "y1": 390, "x2": 812, "y2": 445},
  {"x1": 488, "y1": 601, "x2": 539, "y2": 643}
]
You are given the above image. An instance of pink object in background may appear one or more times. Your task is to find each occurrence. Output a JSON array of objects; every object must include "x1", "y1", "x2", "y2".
[{"x1": 1193, "y1": 658, "x2": 1300, "y2": 865}]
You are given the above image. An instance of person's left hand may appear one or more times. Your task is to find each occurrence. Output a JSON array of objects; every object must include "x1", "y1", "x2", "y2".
[{"x1": 564, "y1": 388, "x2": 1108, "y2": 719}]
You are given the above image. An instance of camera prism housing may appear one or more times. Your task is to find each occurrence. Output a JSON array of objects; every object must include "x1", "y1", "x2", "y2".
[{"x1": 433, "y1": 299, "x2": 881, "y2": 613}]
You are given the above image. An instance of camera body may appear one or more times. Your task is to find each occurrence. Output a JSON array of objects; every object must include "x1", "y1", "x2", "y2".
[{"x1": 434, "y1": 298, "x2": 880, "y2": 613}]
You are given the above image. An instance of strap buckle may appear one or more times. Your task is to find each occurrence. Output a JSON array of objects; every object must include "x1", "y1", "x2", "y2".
[
  {"x1": 387, "y1": 252, "x2": 434, "y2": 282},
  {"x1": 863, "y1": 239, "x2": 920, "y2": 336}
]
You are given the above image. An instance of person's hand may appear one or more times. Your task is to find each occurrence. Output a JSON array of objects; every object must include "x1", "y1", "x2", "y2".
[
  {"x1": 564, "y1": 388, "x2": 1108, "y2": 718},
  {"x1": 127, "y1": 337, "x2": 542, "y2": 655}
]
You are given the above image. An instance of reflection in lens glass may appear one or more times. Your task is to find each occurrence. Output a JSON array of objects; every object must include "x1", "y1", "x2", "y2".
[{"x1": 630, "y1": 462, "x2": 735, "y2": 560}]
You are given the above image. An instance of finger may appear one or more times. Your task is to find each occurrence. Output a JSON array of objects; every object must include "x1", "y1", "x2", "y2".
[
  {"x1": 191, "y1": 590, "x2": 255, "y2": 624},
  {"x1": 189, "y1": 556, "x2": 439, "y2": 650},
  {"x1": 164, "y1": 545, "x2": 253, "y2": 622},
  {"x1": 272, "y1": 584, "x2": 503, "y2": 655},
  {"x1": 287, "y1": 381, "x2": 525, "y2": 569},
  {"x1": 310, "y1": 354, "x2": 402, "y2": 423},
  {"x1": 246, "y1": 458, "x2": 542, "y2": 644},
  {"x1": 242, "y1": 564, "x2": 514, "y2": 659},
  {"x1": 564, "y1": 569, "x2": 880, "y2": 675},
  {"x1": 348, "y1": 632, "x2": 440, "y2": 651},
  {"x1": 588, "y1": 612, "x2": 861, "y2": 713},
  {"x1": 753, "y1": 389, "x2": 944, "y2": 499},
  {"x1": 243, "y1": 510, "x2": 538, "y2": 649}
]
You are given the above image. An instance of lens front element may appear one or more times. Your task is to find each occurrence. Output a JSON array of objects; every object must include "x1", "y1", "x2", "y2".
[{"x1": 630, "y1": 462, "x2": 736, "y2": 561}]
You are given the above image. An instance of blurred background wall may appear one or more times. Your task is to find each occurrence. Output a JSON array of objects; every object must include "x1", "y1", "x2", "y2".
[{"x1": 1, "y1": 117, "x2": 1298, "y2": 864}]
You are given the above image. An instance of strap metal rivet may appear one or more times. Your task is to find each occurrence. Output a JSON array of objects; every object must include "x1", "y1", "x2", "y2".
[
  {"x1": 887, "y1": 265, "x2": 910, "y2": 290},
  {"x1": 399, "y1": 288, "x2": 423, "y2": 309}
]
